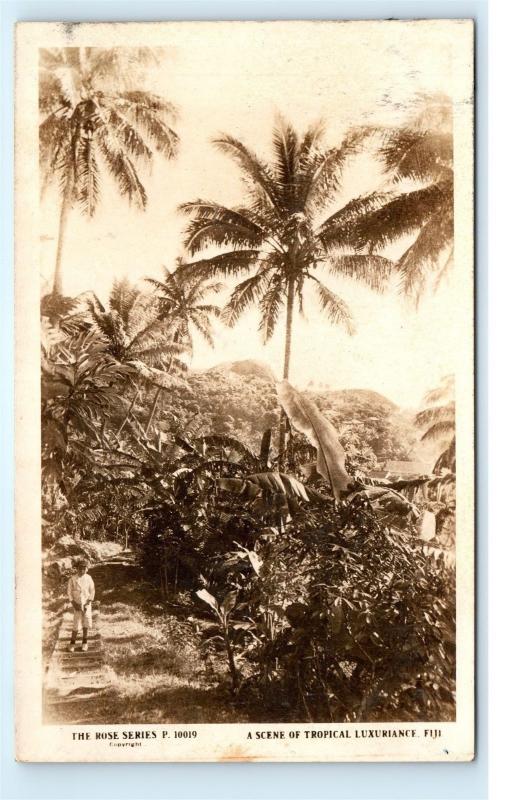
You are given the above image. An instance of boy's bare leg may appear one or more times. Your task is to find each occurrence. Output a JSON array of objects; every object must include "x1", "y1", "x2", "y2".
[{"x1": 81, "y1": 626, "x2": 88, "y2": 652}]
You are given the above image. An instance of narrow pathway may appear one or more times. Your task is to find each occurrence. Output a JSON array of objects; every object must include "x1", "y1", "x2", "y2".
[
  {"x1": 44, "y1": 608, "x2": 108, "y2": 708},
  {"x1": 44, "y1": 551, "x2": 138, "y2": 712},
  {"x1": 43, "y1": 548, "x2": 254, "y2": 725}
]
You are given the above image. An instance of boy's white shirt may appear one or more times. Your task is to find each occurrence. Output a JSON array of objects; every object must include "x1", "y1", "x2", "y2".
[{"x1": 67, "y1": 573, "x2": 95, "y2": 606}]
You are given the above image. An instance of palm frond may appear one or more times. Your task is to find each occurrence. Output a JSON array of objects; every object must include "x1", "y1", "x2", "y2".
[
  {"x1": 131, "y1": 341, "x2": 186, "y2": 363},
  {"x1": 212, "y1": 135, "x2": 280, "y2": 209},
  {"x1": 96, "y1": 128, "x2": 147, "y2": 208},
  {"x1": 398, "y1": 207, "x2": 453, "y2": 299},
  {"x1": 304, "y1": 128, "x2": 365, "y2": 212},
  {"x1": 127, "y1": 316, "x2": 180, "y2": 358},
  {"x1": 352, "y1": 181, "x2": 451, "y2": 251},
  {"x1": 189, "y1": 281, "x2": 225, "y2": 302},
  {"x1": 129, "y1": 361, "x2": 188, "y2": 390},
  {"x1": 39, "y1": 115, "x2": 73, "y2": 194},
  {"x1": 415, "y1": 402, "x2": 455, "y2": 429},
  {"x1": 258, "y1": 276, "x2": 285, "y2": 343},
  {"x1": 193, "y1": 303, "x2": 222, "y2": 317},
  {"x1": 117, "y1": 89, "x2": 178, "y2": 120},
  {"x1": 85, "y1": 297, "x2": 125, "y2": 354},
  {"x1": 433, "y1": 437, "x2": 456, "y2": 474},
  {"x1": 309, "y1": 277, "x2": 355, "y2": 334},
  {"x1": 88, "y1": 49, "x2": 161, "y2": 85},
  {"x1": 39, "y1": 113, "x2": 70, "y2": 160},
  {"x1": 177, "y1": 250, "x2": 261, "y2": 280},
  {"x1": 420, "y1": 420, "x2": 456, "y2": 442},
  {"x1": 222, "y1": 269, "x2": 274, "y2": 327},
  {"x1": 297, "y1": 120, "x2": 326, "y2": 167},
  {"x1": 114, "y1": 92, "x2": 179, "y2": 159},
  {"x1": 104, "y1": 106, "x2": 153, "y2": 162},
  {"x1": 317, "y1": 192, "x2": 394, "y2": 251},
  {"x1": 380, "y1": 127, "x2": 453, "y2": 183},
  {"x1": 271, "y1": 117, "x2": 299, "y2": 209},
  {"x1": 144, "y1": 264, "x2": 223, "y2": 355},
  {"x1": 75, "y1": 133, "x2": 100, "y2": 216},
  {"x1": 327, "y1": 254, "x2": 395, "y2": 293},
  {"x1": 109, "y1": 279, "x2": 140, "y2": 325},
  {"x1": 432, "y1": 247, "x2": 454, "y2": 292},
  {"x1": 179, "y1": 200, "x2": 264, "y2": 255},
  {"x1": 424, "y1": 375, "x2": 454, "y2": 405},
  {"x1": 189, "y1": 314, "x2": 215, "y2": 348}
]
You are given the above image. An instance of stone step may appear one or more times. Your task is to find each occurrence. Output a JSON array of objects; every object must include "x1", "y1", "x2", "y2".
[
  {"x1": 56, "y1": 639, "x2": 101, "y2": 647},
  {"x1": 57, "y1": 647, "x2": 103, "y2": 661},
  {"x1": 46, "y1": 688, "x2": 108, "y2": 705},
  {"x1": 59, "y1": 664, "x2": 104, "y2": 671},
  {"x1": 59, "y1": 660, "x2": 104, "y2": 669},
  {"x1": 44, "y1": 605, "x2": 108, "y2": 709}
]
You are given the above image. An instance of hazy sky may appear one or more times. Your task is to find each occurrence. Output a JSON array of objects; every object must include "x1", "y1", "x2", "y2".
[{"x1": 40, "y1": 22, "x2": 459, "y2": 408}]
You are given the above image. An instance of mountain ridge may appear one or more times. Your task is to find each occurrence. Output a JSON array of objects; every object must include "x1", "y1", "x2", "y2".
[{"x1": 194, "y1": 359, "x2": 399, "y2": 411}]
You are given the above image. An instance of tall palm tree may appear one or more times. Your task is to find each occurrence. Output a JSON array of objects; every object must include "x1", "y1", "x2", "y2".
[
  {"x1": 143, "y1": 264, "x2": 223, "y2": 431},
  {"x1": 86, "y1": 279, "x2": 187, "y2": 436},
  {"x1": 39, "y1": 47, "x2": 179, "y2": 296},
  {"x1": 415, "y1": 374, "x2": 455, "y2": 473},
  {"x1": 177, "y1": 117, "x2": 395, "y2": 458},
  {"x1": 354, "y1": 94, "x2": 453, "y2": 300}
]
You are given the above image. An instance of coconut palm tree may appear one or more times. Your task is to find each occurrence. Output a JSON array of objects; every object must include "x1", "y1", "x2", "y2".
[
  {"x1": 39, "y1": 47, "x2": 179, "y2": 296},
  {"x1": 85, "y1": 278, "x2": 187, "y2": 436},
  {"x1": 143, "y1": 264, "x2": 223, "y2": 431},
  {"x1": 354, "y1": 94, "x2": 453, "y2": 300},
  {"x1": 177, "y1": 117, "x2": 395, "y2": 459},
  {"x1": 415, "y1": 374, "x2": 455, "y2": 473}
]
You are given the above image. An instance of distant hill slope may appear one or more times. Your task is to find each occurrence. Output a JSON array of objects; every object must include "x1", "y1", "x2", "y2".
[
  {"x1": 203, "y1": 359, "x2": 276, "y2": 383},
  {"x1": 312, "y1": 387, "x2": 397, "y2": 411},
  {"x1": 158, "y1": 360, "x2": 418, "y2": 470}
]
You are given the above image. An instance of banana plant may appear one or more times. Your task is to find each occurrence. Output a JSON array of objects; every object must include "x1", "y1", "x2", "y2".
[{"x1": 196, "y1": 588, "x2": 240, "y2": 691}]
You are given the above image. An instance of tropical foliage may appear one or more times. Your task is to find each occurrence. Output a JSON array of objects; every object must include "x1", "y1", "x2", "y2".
[
  {"x1": 42, "y1": 294, "x2": 456, "y2": 722},
  {"x1": 178, "y1": 118, "x2": 396, "y2": 383},
  {"x1": 355, "y1": 94, "x2": 454, "y2": 301},
  {"x1": 40, "y1": 47, "x2": 179, "y2": 294},
  {"x1": 143, "y1": 265, "x2": 222, "y2": 432},
  {"x1": 40, "y1": 58, "x2": 457, "y2": 723},
  {"x1": 416, "y1": 375, "x2": 455, "y2": 474}
]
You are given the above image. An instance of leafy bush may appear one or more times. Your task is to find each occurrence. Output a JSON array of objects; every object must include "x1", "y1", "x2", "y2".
[{"x1": 195, "y1": 493, "x2": 455, "y2": 722}]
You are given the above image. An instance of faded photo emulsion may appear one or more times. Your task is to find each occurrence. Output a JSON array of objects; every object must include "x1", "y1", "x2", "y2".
[{"x1": 15, "y1": 20, "x2": 474, "y2": 762}]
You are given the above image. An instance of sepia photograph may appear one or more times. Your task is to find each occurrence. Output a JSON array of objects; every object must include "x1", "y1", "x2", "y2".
[{"x1": 15, "y1": 19, "x2": 474, "y2": 761}]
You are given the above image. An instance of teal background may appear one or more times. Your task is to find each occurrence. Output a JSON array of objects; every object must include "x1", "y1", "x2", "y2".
[{"x1": 0, "y1": 2, "x2": 487, "y2": 798}]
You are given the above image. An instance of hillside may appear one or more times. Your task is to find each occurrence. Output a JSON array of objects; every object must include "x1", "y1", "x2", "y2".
[
  {"x1": 153, "y1": 360, "x2": 419, "y2": 468},
  {"x1": 203, "y1": 359, "x2": 276, "y2": 383}
]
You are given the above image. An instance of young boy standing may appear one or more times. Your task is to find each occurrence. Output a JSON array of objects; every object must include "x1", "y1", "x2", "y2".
[{"x1": 67, "y1": 558, "x2": 95, "y2": 652}]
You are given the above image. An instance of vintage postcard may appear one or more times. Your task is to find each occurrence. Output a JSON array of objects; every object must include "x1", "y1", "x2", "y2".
[{"x1": 15, "y1": 19, "x2": 474, "y2": 762}]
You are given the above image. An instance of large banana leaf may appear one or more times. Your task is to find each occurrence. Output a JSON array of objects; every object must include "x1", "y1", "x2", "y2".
[
  {"x1": 276, "y1": 380, "x2": 351, "y2": 500},
  {"x1": 217, "y1": 471, "x2": 310, "y2": 502},
  {"x1": 216, "y1": 471, "x2": 312, "y2": 518}
]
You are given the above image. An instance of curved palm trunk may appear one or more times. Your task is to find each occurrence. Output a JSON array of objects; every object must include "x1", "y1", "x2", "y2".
[
  {"x1": 278, "y1": 278, "x2": 295, "y2": 467},
  {"x1": 52, "y1": 171, "x2": 74, "y2": 297}
]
